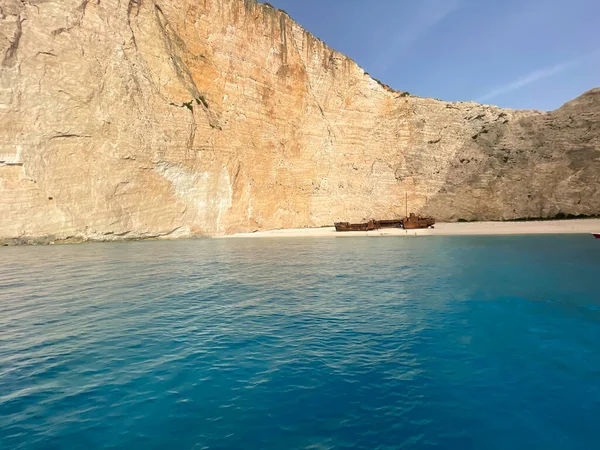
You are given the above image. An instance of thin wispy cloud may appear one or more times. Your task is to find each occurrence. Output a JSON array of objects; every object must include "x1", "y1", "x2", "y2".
[
  {"x1": 373, "y1": 0, "x2": 460, "y2": 75},
  {"x1": 477, "y1": 61, "x2": 575, "y2": 103},
  {"x1": 477, "y1": 49, "x2": 600, "y2": 103}
]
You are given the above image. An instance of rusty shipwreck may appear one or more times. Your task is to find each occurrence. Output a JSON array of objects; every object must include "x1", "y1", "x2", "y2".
[
  {"x1": 334, "y1": 215, "x2": 435, "y2": 232},
  {"x1": 334, "y1": 194, "x2": 435, "y2": 232}
]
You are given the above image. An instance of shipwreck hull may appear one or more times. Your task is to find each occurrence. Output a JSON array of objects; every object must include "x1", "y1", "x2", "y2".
[
  {"x1": 402, "y1": 213, "x2": 435, "y2": 229},
  {"x1": 334, "y1": 221, "x2": 377, "y2": 232}
]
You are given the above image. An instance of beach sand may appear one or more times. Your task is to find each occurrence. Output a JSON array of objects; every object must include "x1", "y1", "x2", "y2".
[{"x1": 225, "y1": 219, "x2": 600, "y2": 238}]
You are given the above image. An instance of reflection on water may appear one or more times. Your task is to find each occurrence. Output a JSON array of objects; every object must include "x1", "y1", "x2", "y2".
[{"x1": 1, "y1": 236, "x2": 599, "y2": 449}]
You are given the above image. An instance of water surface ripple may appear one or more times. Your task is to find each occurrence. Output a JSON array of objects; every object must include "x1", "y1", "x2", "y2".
[{"x1": 1, "y1": 236, "x2": 599, "y2": 449}]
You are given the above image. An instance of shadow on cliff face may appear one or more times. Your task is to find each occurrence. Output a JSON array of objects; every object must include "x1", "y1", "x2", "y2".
[{"x1": 423, "y1": 89, "x2": 600, "y2": 222}]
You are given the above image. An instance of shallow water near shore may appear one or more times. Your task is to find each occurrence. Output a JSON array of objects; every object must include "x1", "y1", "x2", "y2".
[{"x1": 1, "y1": 235, "x2": 599, "y2": 449}]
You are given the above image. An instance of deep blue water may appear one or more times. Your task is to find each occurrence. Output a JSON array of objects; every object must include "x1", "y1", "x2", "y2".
[{"x1": 1, "y1": 235, "x2": 599, "y2": 449}]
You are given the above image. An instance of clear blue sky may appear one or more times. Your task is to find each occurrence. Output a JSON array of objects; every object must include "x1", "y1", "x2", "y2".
[{"x1": 260, "y1": 0, "x2": 599, "y2": 111}]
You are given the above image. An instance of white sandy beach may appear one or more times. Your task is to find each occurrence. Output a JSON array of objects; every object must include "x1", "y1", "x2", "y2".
[{"x1": 226, "y1": 219, "x2": 600, "y2": 238}]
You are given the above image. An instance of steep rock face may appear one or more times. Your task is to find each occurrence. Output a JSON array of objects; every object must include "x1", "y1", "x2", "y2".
[
  {"x1": 425, "y1": 88, "x2": 600, "y2": 220},
  {"x1": 1, "y1": 0, "x2": 598, "y2": 241}
]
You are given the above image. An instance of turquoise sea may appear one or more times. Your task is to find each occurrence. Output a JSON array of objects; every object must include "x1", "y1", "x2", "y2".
[{"x1": 1, "y1": 235, "x2": 599, "y2": 449}]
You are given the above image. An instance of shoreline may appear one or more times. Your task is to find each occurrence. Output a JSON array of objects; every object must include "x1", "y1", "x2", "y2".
[
  {"x1": 225, "y1": 219, "x2": 600, "y2": 239},
  {"x1": 2, "y1": 219, "x2": 599, "y2": 246}
]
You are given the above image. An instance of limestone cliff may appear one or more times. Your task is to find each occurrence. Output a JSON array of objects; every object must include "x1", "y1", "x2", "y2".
[{"x1": 1, "y1": 0, "x2": 599, "y2": 242}]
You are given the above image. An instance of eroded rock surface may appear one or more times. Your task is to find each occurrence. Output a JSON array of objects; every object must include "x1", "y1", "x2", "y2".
[{"x1": 1, "y1": 0, "x2": 599, "y2": 241}]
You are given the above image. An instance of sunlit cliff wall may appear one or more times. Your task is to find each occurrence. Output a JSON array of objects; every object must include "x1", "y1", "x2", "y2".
[{"x1": 1, "y1": 0, "x2": 599, "y2": 241}]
